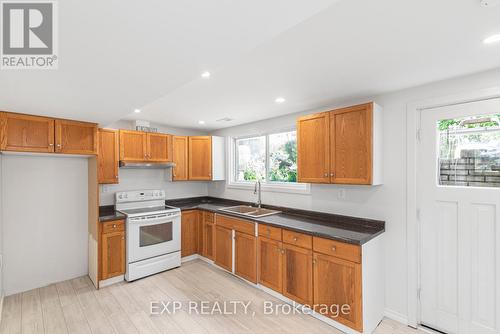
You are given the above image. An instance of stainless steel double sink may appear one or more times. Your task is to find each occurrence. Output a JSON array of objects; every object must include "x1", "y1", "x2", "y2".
[{"x1": 218, "y1": 205, "x2": 281, "y2": 218}]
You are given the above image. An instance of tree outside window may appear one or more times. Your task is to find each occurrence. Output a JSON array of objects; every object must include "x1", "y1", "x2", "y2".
[{"x1": 235, "y1": 130, "x2": 297, "y2": 183}]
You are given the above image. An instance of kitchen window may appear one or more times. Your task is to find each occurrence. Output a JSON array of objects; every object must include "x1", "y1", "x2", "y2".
[{"x1": 230, "y1": 130, "x2": 309, "y2": 193}]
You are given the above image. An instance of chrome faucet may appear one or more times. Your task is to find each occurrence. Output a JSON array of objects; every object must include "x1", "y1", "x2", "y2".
[{"x1": 254, "y1": 180, "x2": 262, "y2": 208}]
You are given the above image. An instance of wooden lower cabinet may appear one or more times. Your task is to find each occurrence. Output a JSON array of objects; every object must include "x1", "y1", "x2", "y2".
[
  {"x1": 313, "y1": 252, "x2": 363, "y2": 332},
  {"x1": 181, "y1": 210, "x2": 198, "y2": 257},
  {"x1": 257, "y1": 236, "x2": 283, "y2": 292},
  {"x1": 202, "y1": 220, "x2": 215, "y2": 260},
  {"x1": 214, "y1": 225, "x2": 232, "y2": 272},
  {"x1": 282, "y1": 243, "x2": 313, "y2": 306},
  {"x1": 101, "y1": 220, "x2": 125, "y2": 280},
  {"x1": 234, "y1": 231, "x2": 257, "y2": 283}
]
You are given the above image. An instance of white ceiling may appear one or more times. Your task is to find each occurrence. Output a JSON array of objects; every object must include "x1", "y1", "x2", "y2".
[{"x1": 2, "y1": 0, "x2": 500, "y2": 130}]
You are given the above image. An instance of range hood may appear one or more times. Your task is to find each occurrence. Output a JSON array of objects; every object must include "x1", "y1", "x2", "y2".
[{"x1": 119, "y1": 161, "x2": 176, "y2": 169}]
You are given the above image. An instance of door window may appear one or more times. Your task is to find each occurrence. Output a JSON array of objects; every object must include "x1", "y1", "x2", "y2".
[{"x1": 437, "y1": 113, "x2": 500, "y2": 187}]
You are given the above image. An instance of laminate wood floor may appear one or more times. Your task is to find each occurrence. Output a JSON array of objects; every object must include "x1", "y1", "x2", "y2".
[{"x1": 1, "y1": 259, "x2": 424, "y2": 334}]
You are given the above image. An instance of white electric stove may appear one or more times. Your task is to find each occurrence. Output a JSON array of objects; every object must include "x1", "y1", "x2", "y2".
[{"x1": 116, "y1": 190, "x2": 181, "y2": 281}]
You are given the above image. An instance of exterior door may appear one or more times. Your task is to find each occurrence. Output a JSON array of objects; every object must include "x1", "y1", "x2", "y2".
[
  {"x1": 418, "y1": 98, "x2": 500, "y2": 334},
  {"x1": 297, "y1": 112, "x2": 330, "y2": 183}
]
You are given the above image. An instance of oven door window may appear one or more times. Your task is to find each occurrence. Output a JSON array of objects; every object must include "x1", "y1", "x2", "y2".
[{"x1": 140, "y1": 222, "x2": 173, "y2": 247}]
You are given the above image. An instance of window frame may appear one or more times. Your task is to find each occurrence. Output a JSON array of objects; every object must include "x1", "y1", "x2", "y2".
[{"x1": 228, "y1": 129, "x2": 310, "y2": 194}]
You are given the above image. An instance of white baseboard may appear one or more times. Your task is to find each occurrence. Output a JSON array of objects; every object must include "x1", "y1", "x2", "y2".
[
  {"x1": 181, "y1": 254, "x2": 200, "y2": 263},
  {"x1": 383, "y1": 308, "x2": 408, "y2": 325}
]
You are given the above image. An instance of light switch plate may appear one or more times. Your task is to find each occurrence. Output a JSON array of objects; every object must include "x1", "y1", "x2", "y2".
[{"x1": 338, "y1": 189, "x2": 346, "y2": 200}]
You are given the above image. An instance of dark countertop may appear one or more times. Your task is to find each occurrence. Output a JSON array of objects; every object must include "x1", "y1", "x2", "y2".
[
  {"x1": 164, "y1": 197, "x2": 385, "y2": 245},
  {"x1": 98, "y1": 205, "x2": 126, "y2": 222},
  {"x1": 98, "y1": 196, "x2": 385, "y2": 244}
]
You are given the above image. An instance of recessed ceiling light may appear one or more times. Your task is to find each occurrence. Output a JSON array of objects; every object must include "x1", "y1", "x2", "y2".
[
  {"x1": 134, "y1": 109, "x2": 141, "y2": 113},
  {"x1": 483, "y1": 33, "x2": 500, "y2": 44},
  {"x1": 198, "y1": 120, "x2": 205, "y2": 125},
  {"x1": 275, "y1": 97, "x2": 286, "y2": 104},
  {"x1": 201, "y1": 71, "x2": 211, "y2": 78}
]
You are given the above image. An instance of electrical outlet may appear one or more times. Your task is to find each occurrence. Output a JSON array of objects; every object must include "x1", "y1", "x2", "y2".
[
  {"x1": 481, "y1": 0, "x2": 500, "y2": 7},
  {"x1": 102, "y1": 185, "x2": 109, "y2": 193},
  {"x1": 338, "y1": 189, "x2": 346, "y2": 200}
]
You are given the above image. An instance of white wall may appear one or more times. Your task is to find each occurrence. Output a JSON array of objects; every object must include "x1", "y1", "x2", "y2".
[
  {"x1": 1, "y1": 154, "x2": 89, "y2": 296},
  {"x1": 208, "y1": 67, "x2": 500, "y2": 321},
  {"x1": 99, "y1": 120, "x2": 209, "y2": 205}
]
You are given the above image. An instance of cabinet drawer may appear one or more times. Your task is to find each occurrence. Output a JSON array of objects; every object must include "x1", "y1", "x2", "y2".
[
  {"x1": 282, "y1": 230, "x2": 312, "y2": 249},
  {"x1": 102, "y1": 220, "x2": 125, "y2": 234},
  {"x1": 216, "y1": 214, "x2": 255, "y2": 235},
  {"x1": 258, "y1": 224, "x2": 282, "y2": 241},
  {"x1": 313, "y1": 237, "x2": 361, "y2": 263},
  {"x1": 204, "y1": 211, "x2": 215, "y2": 223}
]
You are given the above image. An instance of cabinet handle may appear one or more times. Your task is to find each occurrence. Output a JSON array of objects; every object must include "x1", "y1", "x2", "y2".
[
  {"x1": 115, "y1": 175, "x2": 119, "y2": 179},
  {"x1": 313, "y1": 259, "x2": 317, "y2": 265},
  {"x1": 293, "y1": 237, "x2": 298, "y2": 242},
  {"x1": 49, "y1": 143, "x2": 54, "y2": 147},
  {"x1": 331, "y1": 246, "x2": 336, "y2": 252},
  {"x1": 121, "y1": 236, "x2": 125, "y2": 240},
  {"x1": 324, "y1": 173, "x2": 328, "y2": 177},
  {"x1": 112, "y1": 224, "x2": 117, "y2": 228},
  {"x1": 281, "y1": 249, "x2": 285, "y2": 254},
  {"x1": 330, "y1": 173, "x2": 334, "y2": 177},
  {"x1": 56, "y1": 144, "x2": 61, "y2": 148}
]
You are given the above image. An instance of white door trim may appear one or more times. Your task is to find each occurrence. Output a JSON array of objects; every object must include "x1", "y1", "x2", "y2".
[{"x1": 406, "y1": 86, "x2": 500, "y2": 328}]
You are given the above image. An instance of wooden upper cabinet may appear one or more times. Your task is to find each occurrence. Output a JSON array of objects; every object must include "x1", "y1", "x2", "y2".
[
  {"x1": 98, "y1": 129, "x2": 119, "y2": 184},
  {"x1": 172, "y1": 136, "x2": 188, "y2": 181},
  {"x1": 55, "y1": 119, "x2": 97, "y2": 154},
  {"x1": 188, "y1": 136, "x2": 212, "y2": 180},
  {"x1": 0, "y1": 112, "x2": 55, "y2": 153},
  {"x1": 234, "y1": 231, "x2": 257, "y2": 283},
  {"x1": 282, "y1": 243, "x2": 313, "y2": 306},
  {"x1": 297, "y1": 112, "x2": 330, "y2": 183},
  {"x1": 296, "y1": 102, "x2": 382, "y2": 185},
  {"x1": 330, "y1": 103, "x2": 372, "y2": 184},
  {"x1": 119, "y1": 130, "x2": 147, "y2": 161},
  {"x1": 147, "y1": 133, "x2": 172, "y2": 162},
  {"x1": 313, "y1": 253, "x2": 363, "y2": 332}
]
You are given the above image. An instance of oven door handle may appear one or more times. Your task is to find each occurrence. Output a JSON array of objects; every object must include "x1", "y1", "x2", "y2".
[{"x1": 129, "y1": 214, "x2": 180, "y2": 224}]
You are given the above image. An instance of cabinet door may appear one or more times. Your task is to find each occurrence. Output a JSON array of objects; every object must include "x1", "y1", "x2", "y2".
[
  {"x1": 214, "y1": 226, "x2": 232, "y2": 272},
  {"x1": 55, "y1": 119, "x2": 97, "y2": 154},
  {"x1": 98, "y1": 129, "x2": 119, "y2": 184},
  {"x1": 147, "y1": 133, "x2": 172, "y2": 162},
  {"x1": 313, "y1": 253, "x2": 362, "y2": 332},
  {"x1": 172, "y1": 136, "x2": 188, "y2": 180},
  {"x1": 297, "y1": 112, "x2": 330, "y2": 183},
  {"x1": 234, "y1": 231, "x2": 257, "y2": 283},
  {"x1": 181, "y1": 210, "x2": 198, "y2": 257},
  {"x1": 0, "y1": 112, "x2": 55, "y2": 153},
  {"x1": 282, "y1": 243, "x2": 313, "y2": 305},
  {"x1": 119, "y1": 130, "x2": 147, "y2": 161},
  {"x1": 101, "y1": 231, "x2": 125, "y2": 280},
  {"x1": 258, "y1": 236, "x2": 283, "y2": 293},
  {"x1": 188, "y1": 136, "x2": 212, "y2": 180},
  {"x1": 330, "y1": 103, "x2": 372, "y2": 184},
  {"x1": 203, "y1": 221, "x2": 215, "y2": 260}
]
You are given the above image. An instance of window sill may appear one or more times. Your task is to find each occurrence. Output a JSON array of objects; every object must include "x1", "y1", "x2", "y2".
[{"x1": 226, "y1": 181, "x2": 311, "y2": 195}]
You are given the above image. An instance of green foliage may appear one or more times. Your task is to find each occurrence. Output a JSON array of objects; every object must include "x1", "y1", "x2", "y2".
[
  {"x1": 438, "y1": 115, "x2": 500, "y2": 131},
  {"x1": 269, "y1": 139, "x2": 297, "y2": 182},
  {"x1": 243, "y1": 168, "x2": 257, "y2": 181}
]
